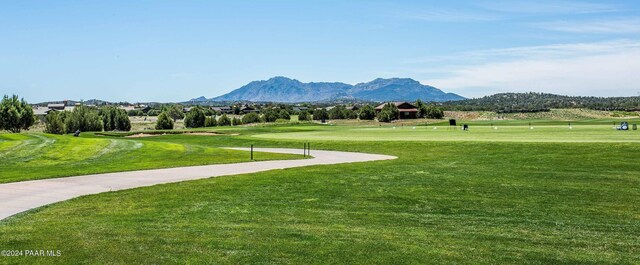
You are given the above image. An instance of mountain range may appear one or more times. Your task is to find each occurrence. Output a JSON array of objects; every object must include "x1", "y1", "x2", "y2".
[{"x1": 192, "y1": 77, "x2": 465, "y2": 103}]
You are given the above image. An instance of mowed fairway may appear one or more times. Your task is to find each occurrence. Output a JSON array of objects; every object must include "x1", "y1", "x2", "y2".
[
  {"x1": 0, "y1": 133, "x2": 302, "y2": 183},
  {"x1": 0, "y1": 124, "x2": 639, "y2": 264}
]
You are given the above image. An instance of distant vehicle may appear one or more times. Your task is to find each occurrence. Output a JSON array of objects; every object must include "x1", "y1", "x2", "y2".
[{"x1": 617, "y1": 122, "x2": 629, "y2": 131}]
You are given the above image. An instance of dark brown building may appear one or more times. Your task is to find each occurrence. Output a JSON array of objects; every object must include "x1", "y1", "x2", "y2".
[{"x1": 375, "y1": 102, "x2": 419, "y2": 119}]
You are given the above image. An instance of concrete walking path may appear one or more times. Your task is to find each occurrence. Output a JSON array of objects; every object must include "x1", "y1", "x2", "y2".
[{"x1": 0, "y1": 148, "x2": 396, "y2": 220}]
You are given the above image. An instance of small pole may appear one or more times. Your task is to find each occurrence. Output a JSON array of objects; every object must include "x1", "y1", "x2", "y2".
[
  {"x1": 250, "y1": 144, "x2": 254, "y2": 161},
  {"x1": 303, "y1": 142, "x2": 307, "y2": 157},
  {"x1": 307, "y1": 142, "x2": 310, "y2": 157}
]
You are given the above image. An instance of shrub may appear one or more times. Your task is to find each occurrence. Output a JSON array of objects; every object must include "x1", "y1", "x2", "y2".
[
  {"x1": 358, "y1": 105, "x2": 376, "y2": 120},
  {"x1": 44, "y1": 110, "x2": 65, "y2": 134},
  {"x1": 329, "y1": 106, "x2": 347, "y2": 119},
  {"x1": 242, "y1": 112, "x2": 262, "y2": 124},
  {"x1": 424, "y1": 104, "x2": 445, "y2": 119},
  {"x1": 298, "y1": 111, "x2": 312, "y2": 121},
  {"x1": 0, "y1": 95, "x2": 35, "y2": 133},
  {"x1": 184, "y1": 107, "x2": 206, "y2": 128},
  {"x1": 218, "y1": 114, "x2": 232, "y2": 126},
  {"x1": 204, "y1": 116, "x2": 217, "y2": 127},
  {"x1": 155, "y1": 112, "x2": 174, "y2": 130}
]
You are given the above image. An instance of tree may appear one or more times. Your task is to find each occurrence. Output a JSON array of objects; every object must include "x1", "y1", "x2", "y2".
[
  {"x1": 218, "y1": 114, "x2": 232, "y2": 126},
  {"x1": 44, "y1": 110, "x2": 65, "y2": 134},
  {"x1": 127, "y1": 109, "x2": 144, "y2": 116},
  {"x1": 313, "y1": 108, "x2": 329, "y2": 121},
  {"x1": 424, "y1": 104, "x2": 445, "y2": 119},
  {"x1": 298, "y1": 111, "x2": 312, "y2": 121},
  {"x1": 278, "y1": 109, "x2": 290, "y2": 120},
  {"x1": 147, "y1": 109, "x2": 160, "y2": 116},
  {"x1": 329, "y1": 106, "x2": 347, "y2": 119},
  {"x1": 0, "y1": 95, "x2": 35, "y2": 133},
  {"x1": 376, "y1": 103, "x2": 399, "y2": 122},
  {"x1": 156, "y1": 112, "x2": 174, "y2": 130},
  {"x1": 64, "y1": 105, "x2": 103, "y2": 133},
  {"x1": 102, "y1": 106, "x2": 131, "y2": 131},
  {"x1": 262, "y1": 109, "x2": 279, "y2": 122},
  {"x1": 232, "y1": 117, "x2": 243, "y2": 126},
  {"x1": 205, "y1": 116, "x2": 217, "y2": 127},
  {"x1": 415, "y1": 99, "x2": 427, "y2": 118},
  {"x1": 358, "y1": 105, "x2": 376, "y2": 120},
  {"x1": 242, "y1": 112, "x2": 262, "y2": 124},
  {"x1": 184, "y1": 107, "x2": 206, "y2": 128},
  {"x1": 167, "y1": 105, "x2": 184, "y2": 122}
]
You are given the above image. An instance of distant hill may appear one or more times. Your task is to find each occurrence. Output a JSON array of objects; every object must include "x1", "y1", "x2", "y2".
[
  {"x1": 206, "y1": 76, "x2": 465, "y2": 103},
  {"x1": 442, "y1": 92, "x2": 640, "y2": 112}
]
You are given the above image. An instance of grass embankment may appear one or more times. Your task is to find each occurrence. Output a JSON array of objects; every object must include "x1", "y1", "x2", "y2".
[
  {"x1": 0, "y1": 133, "x2": 302, "y2": 183},
  {"x1": 0, "y1": 124, "x2": 638, "y2": 264}
]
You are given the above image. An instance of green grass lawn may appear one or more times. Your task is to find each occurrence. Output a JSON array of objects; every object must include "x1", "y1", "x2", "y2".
[
  {"x1": 0, "y1": 133, "x2": 302, "y2": 183},
  {"x1": 0, "y1": 124, "x2": 639, "y2": 264}
]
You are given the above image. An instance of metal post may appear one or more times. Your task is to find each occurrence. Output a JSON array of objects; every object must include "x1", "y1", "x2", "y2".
[
  {"x1": 250, "y1": 144, "x2": 254, "y2": 161},
  {"x1": 303, "y1": 143, "x2": 307, "y2": 157},
  {"x1": 307, "y1": 142, "x2": 310, "y2": 157}
]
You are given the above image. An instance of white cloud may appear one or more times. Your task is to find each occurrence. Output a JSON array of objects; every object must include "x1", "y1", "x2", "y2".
[
  {"x1": 479, "y1": 1, "x2": 620, "y2": 14},
  {"x1": 420, "y1": 40, "x2": 640, "y2": 97},
  {"x1": 537, "y1": 18, "x2": 640, "y2": 33}
]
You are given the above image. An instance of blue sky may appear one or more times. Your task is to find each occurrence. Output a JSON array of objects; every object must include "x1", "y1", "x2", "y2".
[{"x1": 1, "y1": 0, "x2": 639, "y2": 102}]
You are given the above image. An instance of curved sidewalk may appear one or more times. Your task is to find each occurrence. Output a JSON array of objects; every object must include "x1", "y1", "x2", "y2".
[{"x1": 0, "y1": 148, "x2": 396, "y2": 220}]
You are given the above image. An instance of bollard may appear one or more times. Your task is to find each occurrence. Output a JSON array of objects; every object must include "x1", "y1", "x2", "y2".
[
  {"x1": 307, "y1": 142, "x2": 310, "y2": 157},
  {"x1": 250, "y1": 144, "x2": 254, "y2": 161},
  {"x1": 303, "y1": 143, "x2": 307, "y2": 157}
]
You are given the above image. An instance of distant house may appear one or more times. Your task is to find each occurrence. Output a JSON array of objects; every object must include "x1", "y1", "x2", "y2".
[
  {"x1": 32, "y1": 106, "x2": 50, "y2": 116},
  {"x1": 345, "y1": 105, "x2": 360, "y2": 111},
  {"x1": 375, "y1": 102, "x2": 419, "y2": 119},
  {"x1": 119, "y1": 105, "x2": 136, "y2": 112},
  {"x1": 293, "y1": 106, "x2": 309, "y2": 112},
  {"x1": 240, "y1": 106, "x2": 260, "y2": 114},
  {"x1": 183, "y1": 107, "x2": 193, "y2": 113},
  {"x1": 211, "y1": 106, "x2": 233, "y2": 114},
  {"x1": 47, "y1": 103, "x2": 66, "y2": 111},
  {"x1": 139, "y1": 105, "x2": 152, "y2": 113}
]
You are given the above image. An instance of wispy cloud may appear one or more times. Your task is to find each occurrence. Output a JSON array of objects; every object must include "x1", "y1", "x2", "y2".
[
  {"x1": 536, "y1": 18, "x2": 640, "y2": 33},
  {"x1": 411, "y1": 40, "x2": 640, "y2": 97},
  {"x1": 398, "y1": 9, "x2": 500, "y2": 22},
  {"x1": 478, "y1": 0, "x2": 620, "y2": 14}
]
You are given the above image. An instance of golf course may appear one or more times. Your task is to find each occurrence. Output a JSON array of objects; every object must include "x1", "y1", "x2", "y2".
[{"x1": 0, "y1": 122, "x2": 638, "y2": 264}]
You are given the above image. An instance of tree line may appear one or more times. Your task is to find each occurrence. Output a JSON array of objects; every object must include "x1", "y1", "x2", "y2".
[{"x1": 442, "y1": 92, "x2": 640, "y2": 112}]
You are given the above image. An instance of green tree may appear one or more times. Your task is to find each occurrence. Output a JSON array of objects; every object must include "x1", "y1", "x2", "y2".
[
  {"x1": 204, "y1": 116, "x2": 217, "y2": 127},
  {"x1": 127, "y1": 109, "x2": 144, "y2": 116},
  {"x1": 358, "y1": 105, "x2": 376, "y2": 120},
  {"x1": 329, "y1": 106, "x2": 347, "y2": 119},
  {"x1": 0, "y1": 95, "x2": 35, "y2": 133},
  {"x1": 184, "y1": 107, "x2": 206, "y2": 128},
  {"x1": 155, "y1": 112, "x2": 174, "y2": 130},
  {"x1": 102, "y1": 106, "x2": 131, "y2": 131},
  {"x1": 313, "y1": 108, "x2": 329, "y2": 121},
  {"x1": 424, "y1": 104, "x2": 445, "y2": 119},
  {"x1": 44, "y1": 110, "x2": 65, "y2": 134},
  {"x1": 167, "y1": 105, "x2": 185, "y2": 122},
  {"x1": 232, "y1": 117, "x2": 243, "y2": 126},
  {"x1": 242, "y1": 112, "x2": 262, "y2": 124},
  {"x1": 415, "y1": 99, "x2": 427, "y2": 118},
  {"x1": 376, "y1": 103, "x2": 399, "y2": 122},
  {"x1": 218, "y1": 114, "x2": 232, "y2": 126},
  {"x1": 298, "y1": 111, "x2": 312, "y2": 121},
  {"x1": 262, "y1": 109, "x2": 279, "y2": 122},
  {"x1": 65, "y1": 105, "x2": 103, "y2": 133},
  {"x1": 278, "y1": 109, "x2": 290, "y2": 120}
]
